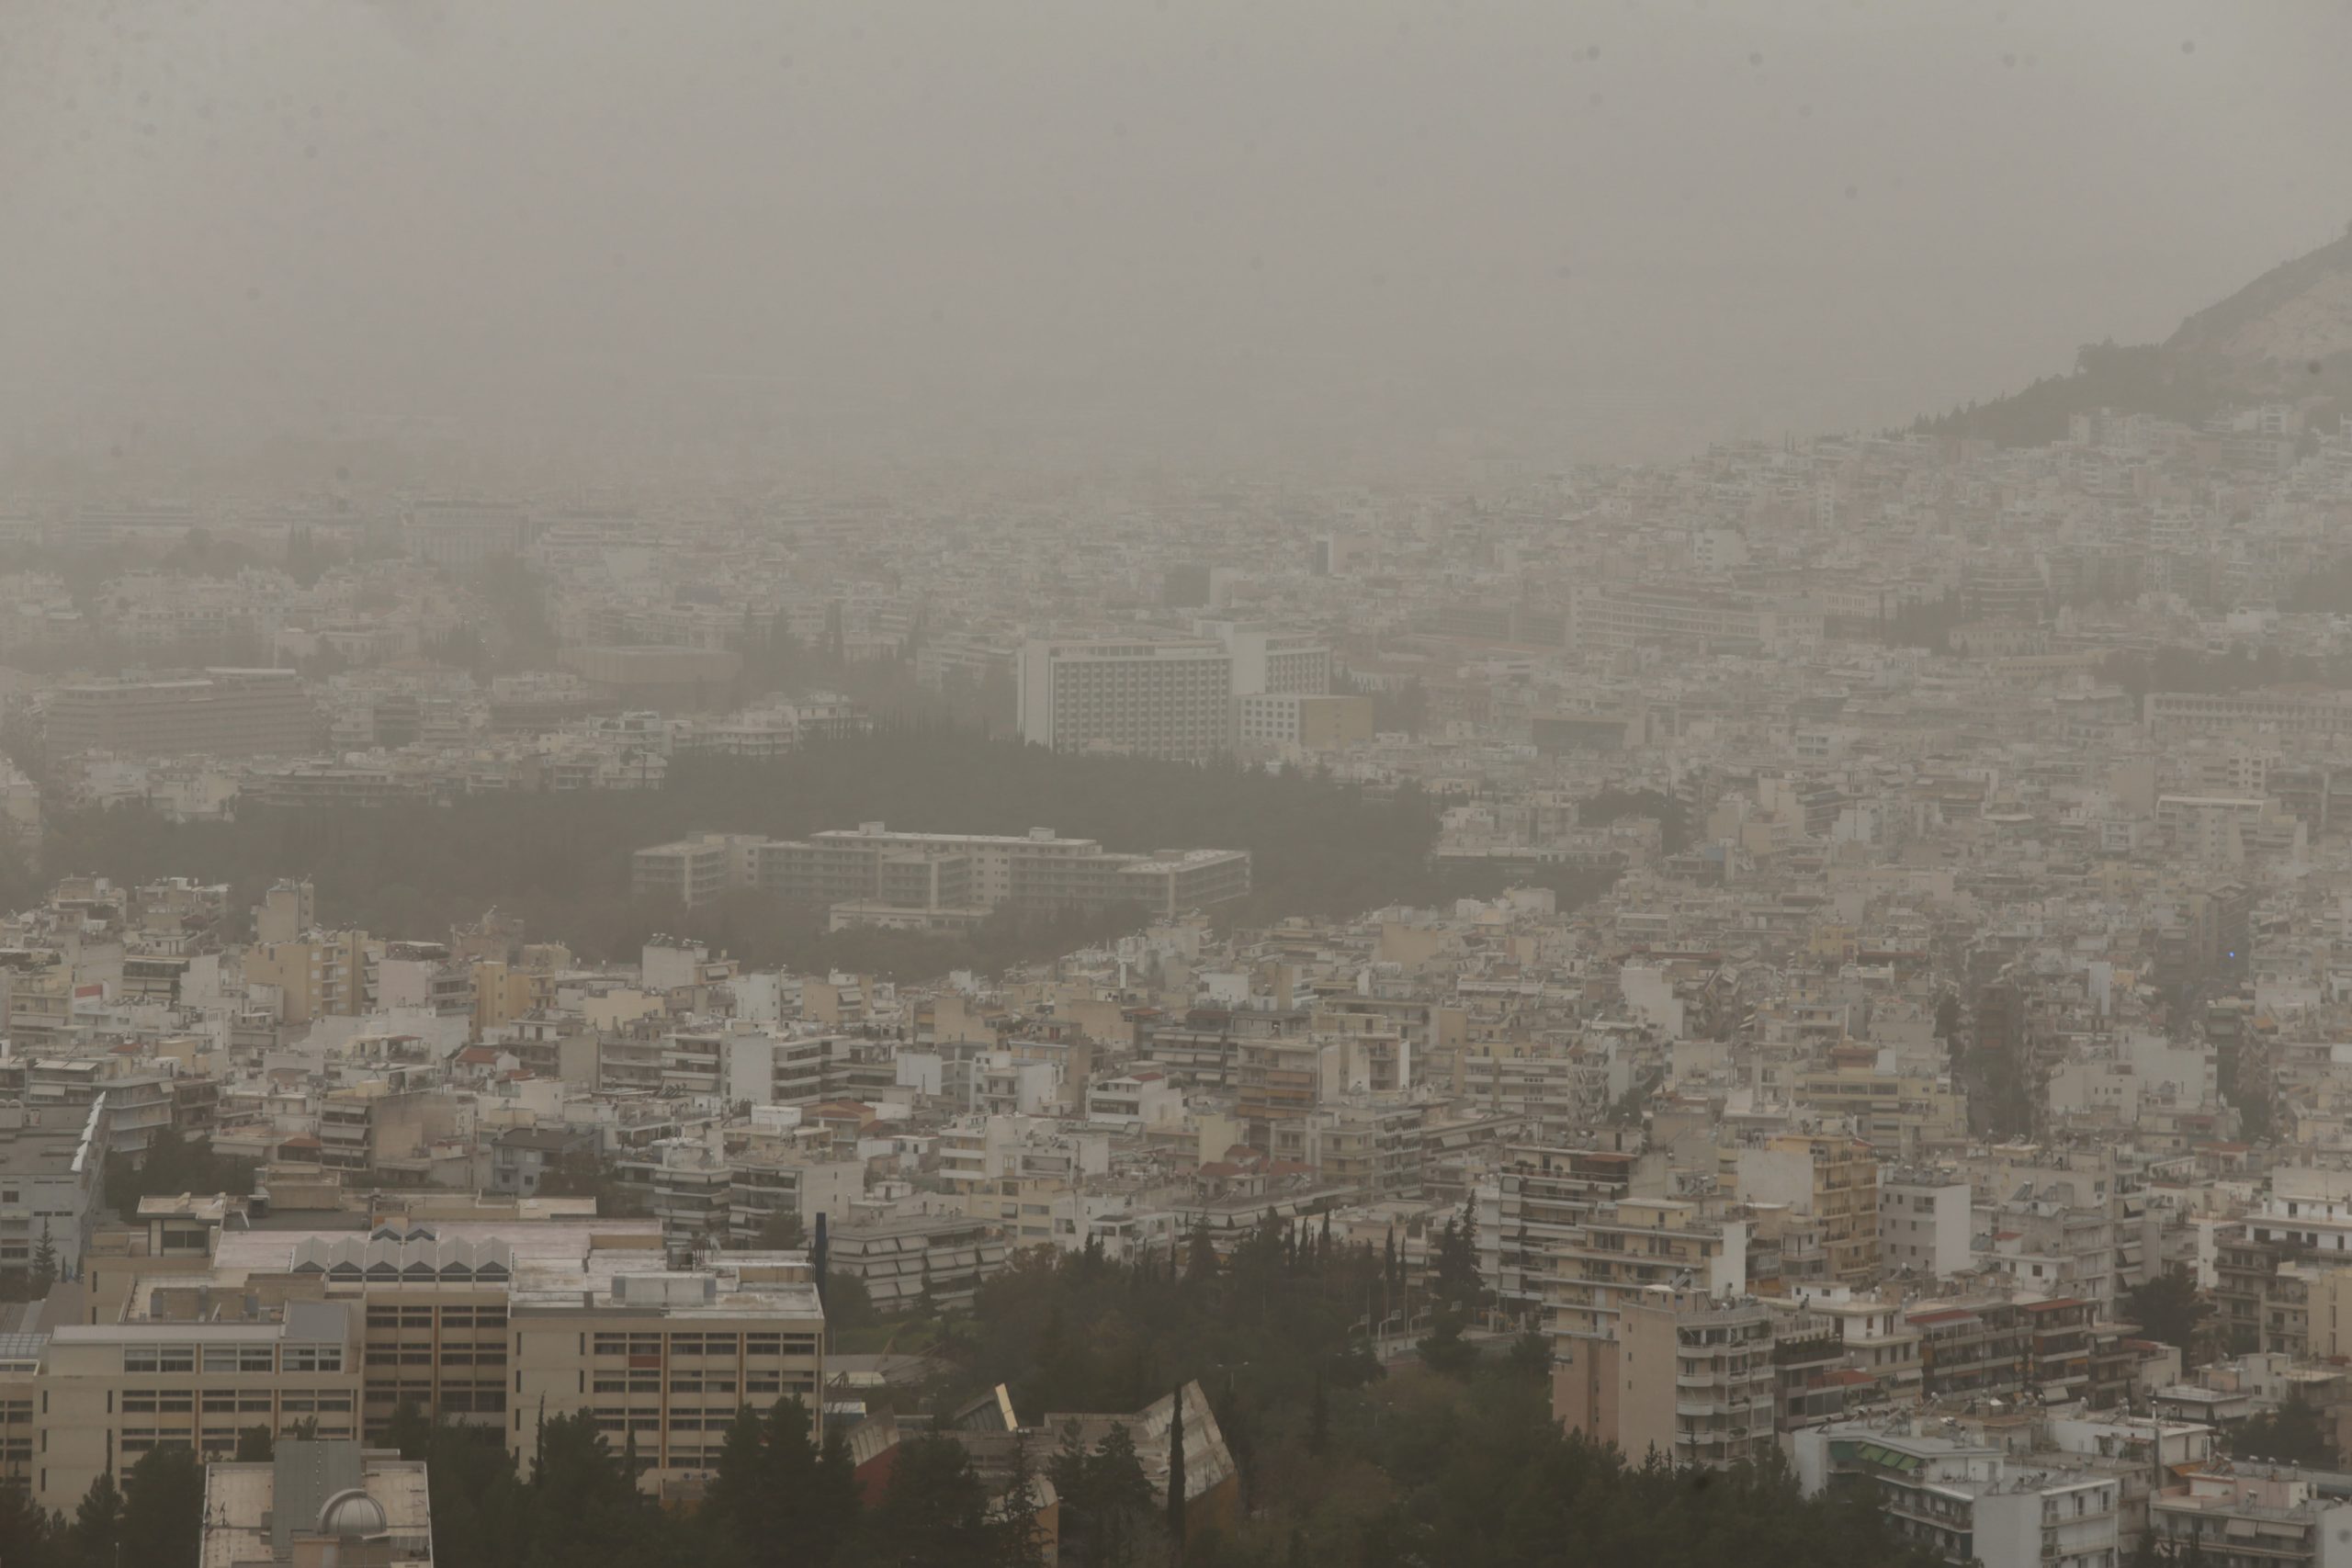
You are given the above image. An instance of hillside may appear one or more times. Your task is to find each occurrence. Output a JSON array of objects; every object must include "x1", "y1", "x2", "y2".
[{"x1": 1911, "y1": 220, "x2": 2352, "y2": 446}]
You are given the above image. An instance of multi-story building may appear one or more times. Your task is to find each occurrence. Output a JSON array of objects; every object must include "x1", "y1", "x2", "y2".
[
  {"x1": 1017, "y1": 638, "x2": 1234, "y2": 761},
  {"x1": 824, "y1": 1214, "x2": 1012, "y2": 1313},
  {"x1": 43, "y1": 670, "x2": 318, "y2": 760},
  {"x1": 1547, "y1": 1196, "x2": 1749, "y2": 1346},
  {"x1": 1232, "y1": 693, "x2": 1376, "y2": 752},
  {"x1": 1482, "y1": 1145, "x2": 1664, "y2": 1316},
  {"x1": 511, "y1": 1262, "x2": 825, "y2": 1487},
  {"x1": 1792, "y1": 1422, "x2": 2120, "y2": 1568},
  {"x1": 244, "y1": 930, "x2": 379, "y2": 1024},
  {"x1": 1909, "y1": 1299, "x2": 2031, "y2": 1402},
  {"x1": 722, "y1": 1153, "x2": 865, "y2": 1249},
  {"x1": 647, "y1": 824, "x2": 1250, "y2": 924},
  {"x1": 1555, "y1": 1286, "x2": 1779, "y2": 1470},
  {"x1": 1306, "y1": 1101, "x2": 1425, "y2": 1200},
  {"x1": 2149, "y1": 1467, "x2": 2352, "y2": 1568},
  {"x1": 1736, "y1": 1134, "x2": 1880, "y2": 1286},
  {"x1": 0, "y1": 1100, "x2": 107, "y2": 1284},
  {"x1": 628, "y1": 833, "x2": 757, "y2": 908},
  {"x1": 35, "y1": 1300, "x2": 363, "y2": 1508},
  {"x1": 1879, "y1": 1168, "x2": 1975, "y2": 1280}
]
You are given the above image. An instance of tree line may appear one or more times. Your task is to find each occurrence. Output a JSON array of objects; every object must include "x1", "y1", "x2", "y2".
[{"x1": 26, "y1": 733, "x2": 1629, "y2": 973}]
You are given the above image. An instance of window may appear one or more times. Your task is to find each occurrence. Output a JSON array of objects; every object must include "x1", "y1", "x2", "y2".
[{"x1": 282, "y1": 1347, "x2": 342, "y2": 1373}]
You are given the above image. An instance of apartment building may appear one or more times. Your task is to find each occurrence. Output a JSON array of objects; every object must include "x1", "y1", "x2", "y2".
[
  {"x1": 1546, "y1": 1197, "x2": 1749, "y2": 1346},
  {"x1": 2149, "y1": 1468, "x2": 2352, "y2": 1568},
  {"x1": 1082, "y1": 1070, "x2": 1183, "y2": 1132},
  {"x1": 1237, "y1": 1035, "x2": 1322, "y2": 1161},
  {"x1": 43, "y1": 670, "x2": 317, "y2": 760},
  {"x1": 1016, "y1": 638, "x2": 1234, "y2": 761},
  {"x1": 0, "y1": 1101, "x2": 107, "y2": 1285},
  {"x1": 721, "y1": 1153, "x2": 864, "y2": 1249},
  {"x1": 244, "y1": 931, "x2": 379, "y2": 1025},
  {"x1": 1879, "y1": 1168, "x2": 1975, "y2": 1280},
  {"x1": 1481, "y1": 1145, "x2": 1666, "y2": 1314},
  {"x1": 824, "y1": 1214, "x2": 1012, "y2": 1312},
  {"x1": 1736, "y1": 1134, "x2": 1881, "y2": 1286},
  {"x1": 1792, "y1": 1423, "x2": 2120, "y2": 1568},
  {"x1": 1306, "y1": 1101, "x2": 1425, "y2": 1199},
  {"x1": 1554, "y1": 1287, "x2": 1778, "y2": 1471}
]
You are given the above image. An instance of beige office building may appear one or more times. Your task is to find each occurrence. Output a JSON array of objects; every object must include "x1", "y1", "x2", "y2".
[
  {"x1": 512, "y1": 1263, "x2": 824, "y2": 1485},
  {"x1": 36, "y1": 1301, "x2": 362, "y2": 1509}
]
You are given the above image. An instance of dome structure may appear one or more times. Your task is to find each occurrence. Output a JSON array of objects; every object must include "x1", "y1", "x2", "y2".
[{"x1": 316, "y1": 1488, "x2": 390, "y2": 1540}]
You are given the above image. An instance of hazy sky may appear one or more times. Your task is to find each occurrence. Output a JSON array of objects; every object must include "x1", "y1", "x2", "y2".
[{"x1": 4, "y1": 0, "x2": 2349, "y2": 474}]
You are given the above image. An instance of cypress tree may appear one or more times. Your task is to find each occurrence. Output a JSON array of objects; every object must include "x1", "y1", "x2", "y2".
[{"x1": 1165, "y1": 1384, "x2": 1187, "y2": 1548}]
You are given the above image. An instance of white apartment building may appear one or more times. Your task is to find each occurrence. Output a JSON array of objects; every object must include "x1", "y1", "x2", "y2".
[
  {"x1": 1792, "y1": 1423, "x2": 2120, "y2": 1568},
  {"x1": 1879, "y1": 1168, "x2": 1975, "y2": 1280}
]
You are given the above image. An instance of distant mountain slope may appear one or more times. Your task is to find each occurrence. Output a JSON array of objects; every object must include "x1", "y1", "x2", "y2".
[
  {"x1": 1911, "y1": 220, "x2": 2352, "y2": 446},
  {"x1": 2168, "y1": 225, "x2": 2352, "y2": 363}
]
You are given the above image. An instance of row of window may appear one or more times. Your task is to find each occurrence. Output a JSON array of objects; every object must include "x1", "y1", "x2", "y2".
[
  {"x1": 121, "y1": 1344, "x2": 341, "y2": 1375},
  {"x1": 587, "y1": 1331, "x2": 813, "y2": 1358},
  {"x1": 365, "y1": 1307, "x2": 508, "y2": 1329},
  {"x1": 122, "y1": 1390, "x2": 352, "y2": 1416}
]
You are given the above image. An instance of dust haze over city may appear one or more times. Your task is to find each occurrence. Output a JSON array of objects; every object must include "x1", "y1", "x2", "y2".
[{"x1": 4, "y1": 3, "x2": 2352, "y2": 1567}]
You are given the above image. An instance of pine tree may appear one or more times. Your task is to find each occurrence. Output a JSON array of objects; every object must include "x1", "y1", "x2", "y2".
[
  {"x1": 868, "y1": 1432, "x2": 989, "y2": 1567},
  {"x1": 1091, "y1": 1422, "x2": 1154, "y2": 1566},
  {"x1": 1184, "y1": 1221, "x2": 1217, "y2": 1287},
  {"x1": 71, "y1": 1471, "x2": 124, "y2": 1568},
  {"x1": 30, "y1": 1224, "x2": 57, "y2": 1296},
  {"x1": 762, "y1": 1396, "x2": 822, "y2": 1565},
  {"x1": 120, "y1": 1445, "x2": 206, "y2": 1568},
  {"x1": 1307, "y1": 1363, "x2": 1329, "y2": 1458},
  {"x1": 808, "y1": 1426, "x2": 861, "y2": 1568},
  {"x1": 386, "y1": 1398, "x2": 434, "y2": 1461},
  {"x1": 1164, "y1": 1384, "x2": 1187, "y2": 1549},
  {"x1": 0, "y1": 1471, "x2": 52, "y2": 1568},
  {"x1": 704, "y1": 1404, "x2": 767, "y2": 1567},
  {"x1": 1049, "y1": 1422, "x2": 1097, "y2": 1566},
  {"x1": 991, "y1": 1433, "x2": 1045, "y2": 1568}
]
